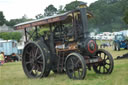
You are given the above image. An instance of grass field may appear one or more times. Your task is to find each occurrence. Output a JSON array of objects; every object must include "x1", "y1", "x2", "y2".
[{"x1": 0, "y1": 47, "x2": 128, "y2": 85}]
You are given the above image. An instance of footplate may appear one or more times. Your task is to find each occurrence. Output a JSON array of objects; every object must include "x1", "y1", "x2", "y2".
[{"x1": 85, "y1": 57, "x2": 102, "y2": 64}]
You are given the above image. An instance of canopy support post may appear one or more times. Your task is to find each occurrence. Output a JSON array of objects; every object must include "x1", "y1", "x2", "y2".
[
  {"x1": 24, "y1": 28, "x2": 28, "y2": 44},
  {"x1": 35, "y1": 26, "x2": 38, "y2": 39}
]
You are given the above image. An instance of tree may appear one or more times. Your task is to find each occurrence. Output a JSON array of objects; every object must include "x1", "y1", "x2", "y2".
[
  {"x1": 44, "y1": 4, "x2": 57, "y2": 16},
  {"x1": 0, "y1": 32, "x2": 22, "y2": 42},
  {"x1": 6, "y1": 15, "x2": 33, "y2": 27},
  {"x1": 0, "y1": 11, "x2": 6, "y2": 26},
  {"x1": 35, "y1": 14, "x2": 44, "y2": 19},
  {"x1": 57, "y1": 5, "x2": 65, "y2": 14},
  {"x1": 123, "y1": 10, "x2": 128, "y2": 24},
  {"x1": 64, "y1": 1, "x2": 83, "y2": 11},
  {"x1": 88, "y1": 0, "x2": 128, "y2": 32}
]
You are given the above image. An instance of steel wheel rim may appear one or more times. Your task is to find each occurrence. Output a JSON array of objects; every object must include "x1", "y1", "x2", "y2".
[
  {"x1": 93, "y1": 50, "x2": 113, "y2": 74},
  {"x1": 22, "y1": 43, "x2": 45, "y2": 78},
  {"x1": 66, "y1": 55, "x2": 85, "y2": 79}
]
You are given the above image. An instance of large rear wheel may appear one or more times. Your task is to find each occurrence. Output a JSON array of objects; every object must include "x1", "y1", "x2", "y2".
[
  {"x1": 22, "y1": 41, "x2": 51, "y2": 78},
  {"x1": 65, "y1": 53, "x2": 86, "y2": 80}
]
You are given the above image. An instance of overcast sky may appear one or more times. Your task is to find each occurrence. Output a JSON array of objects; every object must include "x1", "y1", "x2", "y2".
[{"x1": 0, "y1": 0, "x2": 97, "y2": 20}]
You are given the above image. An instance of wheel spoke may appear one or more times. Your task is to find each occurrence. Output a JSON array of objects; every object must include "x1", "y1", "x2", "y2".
[
  {"x1": 31, "y1": 46, "x2": 35, "y2": 58},
  {"x1": 106, "y1": 63, "x2": 110, "y2": 65},
  {"x1": 75, "y1": 60, "x2": 80, "y2": 66},
  {"x1": 69, "y1": 58, "x2": 75, "y2": 78},
  {"x1": 104, "y1": 54, "x2": 106, "y2": 60},
  {"x1": 104, "y1": 66, "x2": 109, "y2": 72},
  {"x1": 99, "y1": 53, "x2": 101, "y2": 57},
  {"x1": 37, "y1": 55, "x2": 42, "y2": 60},
  {"x1": 105, "y1": 56, "x2": 109, "y2": 60},
  {"x1": 99, "y1": 66, "x2": 101, "y2": 72},
  {"x1": 35, "y1": 65, "x2": 39, "y2": 76},
  {"x1": 78, "y1": 68, "x2": 81, "y2": 78},
  {"x1": 103, "y1": 66, "x2": 106, "y2": 73},
  {"x1": 35, "y1": 48, "x2": 39, "y2": 57},
  {"x1": 30, "y1": 50, "x2": 34, "y2": 58},
  {"x1": 38, "y1": 61, "x2": 43, "y2": 64},
  {"x1": 70, "y1": 58, "x2": 75, "y2": 68},
  {"x1": 38, "y1": 64, "x2": 43, "y2": 72},
  {"x1": 26, "y1": 50, "x2": 30, "y2": 55},
  {"x1": 70, "y1": 58, "x2": 74, "y2": 65},
  {"x1": 30, "y1": 65, "x2": 35, "y2": 74},
  {"x1": 26, "y1": 61, "x2": 31, "y2": 65}
]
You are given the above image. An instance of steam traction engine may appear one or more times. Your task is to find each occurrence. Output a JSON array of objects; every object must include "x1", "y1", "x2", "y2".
[{"x1": 14, "y1": 4, "x2": 114, "y2": 80}]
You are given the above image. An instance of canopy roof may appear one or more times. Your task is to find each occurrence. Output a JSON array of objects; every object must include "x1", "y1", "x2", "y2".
[{"x1": 14, "y1": 9, "x2": 92, "y2": 30}]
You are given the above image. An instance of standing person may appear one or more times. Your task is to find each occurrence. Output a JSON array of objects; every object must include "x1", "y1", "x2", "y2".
[{"x1": 0, "y1": 52, "x2": 5, "y2": 66}]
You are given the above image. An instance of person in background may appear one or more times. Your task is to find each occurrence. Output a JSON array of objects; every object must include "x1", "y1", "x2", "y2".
[
  {"x1": 11, "y1": 53, "x2": 18, "y2": 62},
  {"x1": 0, "y1": 52, "x2": 5, "y2": 66}
]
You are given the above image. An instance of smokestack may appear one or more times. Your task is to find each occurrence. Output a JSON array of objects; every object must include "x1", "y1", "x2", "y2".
[{"x1": 78, "y1": 3, "x2": 89, "y2": 38}]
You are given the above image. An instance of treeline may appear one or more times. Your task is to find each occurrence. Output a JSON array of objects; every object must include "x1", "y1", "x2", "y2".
[
  {"x1": 0, "y1": 13, "x2": 33, "y2": 27},
  {"x1": 35, "y1": 1, "x2": 83, "y2": 18},
  {"x1": 0, "y1": 32, "x2": 22, "y2": 42},
  {"x1": 88, "y1": 0, "x2": 128, "y2": 32},
  {"x1": 36, "y1": 0, "x2": 128, "y2": 32},
  {"x1": 0, "y1": 0, "x2": 128, "y2": 32},
  {"x1": 0, "y1": 1, "x2": 82, "y2": 27}
]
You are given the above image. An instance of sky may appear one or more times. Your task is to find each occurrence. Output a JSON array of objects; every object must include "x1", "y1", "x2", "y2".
[{"x1": 0, "y1": 0, "x2": 97, "y2": 20}]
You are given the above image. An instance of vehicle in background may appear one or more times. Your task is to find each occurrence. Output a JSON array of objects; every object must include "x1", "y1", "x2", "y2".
[
  {"x1": 100, "y1": 42, "x2": 111, "y2": 48},
  {"x1": 102, "y1": 32, "x2": 114, "y2": 40},
  {"x1": 90, "y1": 32, "x2": 96, "y2": 39},
  {"x1": 120, "y1": 30, "x2": 128, "y2": 37},
  {"x1": 92, "y1": 34, "x2": 102, "y2": 40},
  {"x1": 0, "y1": 40, "x2": 22, "y2": 62},
  {"x1": 93, "y1": 32, "x2": 115, "y2": 40},
  {"x1": 112, "y1": 34, "x2": 128, "y2": 51},
  {"x1": 0, "y1": 40, "x2": 18, "y2": 55}
]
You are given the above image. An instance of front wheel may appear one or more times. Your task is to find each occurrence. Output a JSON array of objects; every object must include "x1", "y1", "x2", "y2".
[
  {"x1": 65, "y1": 53, "x2": 86, "y2": 80},
  {"x1": 93, "y1": 49, "x2": 114, "y2": 74}
]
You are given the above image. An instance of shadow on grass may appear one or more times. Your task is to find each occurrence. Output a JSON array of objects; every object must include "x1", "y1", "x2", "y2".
[{"x1": 47, "y1": 70, "x2": 110, "y2": 81}]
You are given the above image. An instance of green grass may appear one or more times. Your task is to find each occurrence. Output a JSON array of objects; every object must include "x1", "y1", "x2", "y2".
[{"x1": 0, "y1": 47, "x2": 128, "y2": 85}]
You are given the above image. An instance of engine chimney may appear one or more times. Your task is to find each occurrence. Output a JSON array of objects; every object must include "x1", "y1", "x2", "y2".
[{"x1": 78, "y1": 3, "x2": 89, "y2": 38}]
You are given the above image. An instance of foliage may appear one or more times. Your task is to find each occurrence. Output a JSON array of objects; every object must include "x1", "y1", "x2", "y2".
[
  {"x1": 6, "y1": 16, "x2": 33, "y2": 27},
  {"x1": 35, "y1": 14, "x2": 44, "y2": 19},
  {"x1": 40, "y1": 1, "x2": 84, "y2": 17},
  {"x1": 123, "y1": 10, "x2": 128, "y2": 24},
  {"x1": 0, "y1": 13, "x2": 33, "y2": 27},
  {"x1": 6, "y1": 19, "x2": 23, "y2": 27},
  {"x1": 29, "y1": 27, "x2": 50, "y2": 41},
  {"x1": 2, "y1": 0, "x2": 128, "y2": 32},
  {"x1": 40, "y1": 0, "x2": 128, "y2": 32},
  {"x1": 64, "y1": 1, "x2": 83, "y2": 11},
  {"x1": 57, "y1": 5, "x2": 65, "y2": 14},
  {"x1": 0, "y1": 32, "x2": 22, "y2": 42},
  {"x1": 44, "y1": 4, "x2": 57, "y2": 16},
  {"x1": 88, "y1": 0, "x2": 128, "y2": 32},
  {"x1": 38, "y1": 28, "x2": 50, "y2": 35},
  {"x1": 0, "y1": 11, "x2": 6, "y2": 26}
]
